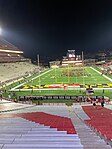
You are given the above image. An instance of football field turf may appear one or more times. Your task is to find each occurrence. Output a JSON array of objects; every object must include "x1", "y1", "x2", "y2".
[
  {"x1": 9, "y1": 66, "x2": 112, "y2": 98},
  {"x1": 17, "y1": 66, "x2": 111, "y2": 87}
]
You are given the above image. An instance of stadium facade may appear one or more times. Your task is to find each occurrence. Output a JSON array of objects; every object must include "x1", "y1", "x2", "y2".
[
  {"x1": 61, "y1": 50, "x2": 82, "y2": 67},
  {"x1": 49, "y1": 50, "x2": 82, "y2": 68}
]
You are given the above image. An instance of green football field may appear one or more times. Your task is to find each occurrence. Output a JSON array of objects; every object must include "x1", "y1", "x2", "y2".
[
  {"x1": 24, "y1": 66, "x2": 111, "y2": 85},
  {"x1": 7, "y1": 66, "x2": 112, "y2": 99}
]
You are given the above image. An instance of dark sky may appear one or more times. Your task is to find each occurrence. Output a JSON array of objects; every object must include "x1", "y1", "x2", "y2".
[{"x1": 0, "y1": 0, "x2": 112, "y2": 61}]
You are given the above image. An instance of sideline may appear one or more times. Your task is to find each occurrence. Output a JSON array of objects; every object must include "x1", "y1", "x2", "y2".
[
  {"x1": 13, "y1": 87, "x2": 112, "y2": 92},
  {"x1": 90, "y1": 67, "x2": 112, "y2": 82}
]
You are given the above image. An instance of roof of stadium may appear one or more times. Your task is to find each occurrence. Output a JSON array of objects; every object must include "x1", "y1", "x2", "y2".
[{"x1": 0, "y1": 37, "x2": 23, "y2": 54}]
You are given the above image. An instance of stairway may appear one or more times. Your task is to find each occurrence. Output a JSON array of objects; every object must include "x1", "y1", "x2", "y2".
[
  {"x1": 69, "y1": 106, "x2": 111, "y2": 149},
  {"x1": 0, "y1": 117, "x2": 83, "y2": 149}
]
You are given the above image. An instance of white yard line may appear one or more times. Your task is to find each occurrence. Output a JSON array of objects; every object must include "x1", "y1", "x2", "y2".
[
  {"x1": 31, "y1": 69, "x2": 53, "y2": 81},
  {"x1": 90, "y1": 67, "x2": 112, "y2": 82},
  {"x1": 85, "y1": 67, "x2": 92, "y2": 76},
  {"x1": 11, "y1": 69, "x2": 53, "y2": 91}
]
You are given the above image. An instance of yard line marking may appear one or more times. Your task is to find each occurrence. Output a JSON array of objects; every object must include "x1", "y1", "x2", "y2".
[{"x1": 90, "y1": 67, "x2": 112, "y2": 82}]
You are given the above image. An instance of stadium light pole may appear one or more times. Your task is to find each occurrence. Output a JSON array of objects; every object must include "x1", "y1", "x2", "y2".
[
  {"x1": 55, "y1": 61, "x2": 57, "y2": 83},
  {"x1": 0, "y1": 27, "x2": 2, "y2": 36},
  {"x1": 68, "y1": 64, "x2": 70, "y2": 83},
  {"x1": 37, "y1": 54, "x2": 39, "y2": 67},
  {"x1": 37, "y1": 54, "x2": 41, "y2": 92},
  {"x1": 82, "y1": 51, "x2": 85, "y2": 86}
]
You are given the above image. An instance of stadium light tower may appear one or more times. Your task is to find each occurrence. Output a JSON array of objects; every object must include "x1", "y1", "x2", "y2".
[
  {"x1": 37, "y1": 54, "x2": 41, "y2": 92},
  {"x1": 82, "y1": 51, "x2": 85, "y2": 86},
  {"x1": 0, "y1": 27, "x2": 2, "y2": 35},
  {"x1": 37, "y1": 54, "x2": 39, "y2": 67}
]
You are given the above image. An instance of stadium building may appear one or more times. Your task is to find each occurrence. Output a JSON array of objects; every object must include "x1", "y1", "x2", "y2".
[
  {"x1": 61, "y1": 50, "x2": 82, "y2": 67},
  {"x1": 49, "y1": 50, "x2": 83, "y2": 68},
  {"x1": 0, "y1": 37, "x2": 39, "y2": 84}
]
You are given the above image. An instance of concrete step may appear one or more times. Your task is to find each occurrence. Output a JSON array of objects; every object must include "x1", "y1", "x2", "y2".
[
  {"x1": 28, "y1": 131, "x2": 67, "y2": 134},
  {"x1": 13, "y1": 141, "x2": 82, "y2": 144},
  {"x1": 3, "y1": 147, "x2": 83, "y2": 149},
  {"x1": 0, "y1": 128, "x2": 58, "y2": 131},
  {"x1": 3, "y1": 144, "x2": 83, "y2": 148},
  {"x1": 14, "y1": 138, "x2": 81, "y2": 142},
  {"x1": 22, "y1": 134, "x2": 78, "y2": 137},
  {"x1": 20, "y1": 135, "x2": 79, "y2": 139},
  {"x1": 83, "y1": 144, "x2": 111, "y2": 148}
]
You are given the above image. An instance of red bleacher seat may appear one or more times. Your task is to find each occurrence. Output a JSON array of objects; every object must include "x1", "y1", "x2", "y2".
[
  {"x1": 83, "y1": 106, "x2": 112, "y2": 141},
  {"x1": 17, "y1": 112, "x2": 76, "y2": 134}
]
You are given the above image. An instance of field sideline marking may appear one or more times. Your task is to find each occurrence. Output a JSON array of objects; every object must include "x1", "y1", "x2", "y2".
[
  {"x1": 90, "y1": 67, "x2": 112, "y2": 82},
  {"x1": 12, "y1": 87, "x2": 112, "y2": 92},
  {"x1": 10, "y1": 69, "x2": 53, "y2": 91}
]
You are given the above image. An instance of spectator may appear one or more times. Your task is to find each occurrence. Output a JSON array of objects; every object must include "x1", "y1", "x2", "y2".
[
  {"x1": 93, "y1": 99, "x2": 97, "y2": 109},
  {"x1": 8, "y1": 94, "x2": 11, "y2": 99},
  {"x1": 90, "y1": 98, "x2": 92, "y2": 104},
  {"x1": 101, "y1": 98, "x2": 105, "y2": 107},
  {"x1": 0, "y1": 90, "x2": 2, "y2": 100}
]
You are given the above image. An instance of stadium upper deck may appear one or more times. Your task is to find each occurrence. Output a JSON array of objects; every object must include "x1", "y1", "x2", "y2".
[
  {"x1": 0, "y1": 37, "x2": 39, "y2": 83},
  {"x1": 0, "y1": 37, "x2": 28, "y2": 62}
]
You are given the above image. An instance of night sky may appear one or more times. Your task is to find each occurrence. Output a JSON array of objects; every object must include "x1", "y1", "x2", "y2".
[{"x1": 0, "y1": 0, "x2": 112, "y2": 62}]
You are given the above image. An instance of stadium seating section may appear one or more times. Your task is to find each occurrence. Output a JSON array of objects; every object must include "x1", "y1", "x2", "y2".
[
  {"x1": 0, "y1": 62, "x2": 39, "y2": 82},
  {"x1": 83, "y1": 106, "x2": 112, "y2": 141},
  {"x1": 18, "y1": 112, "x2": 76, "y2": 134}
]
